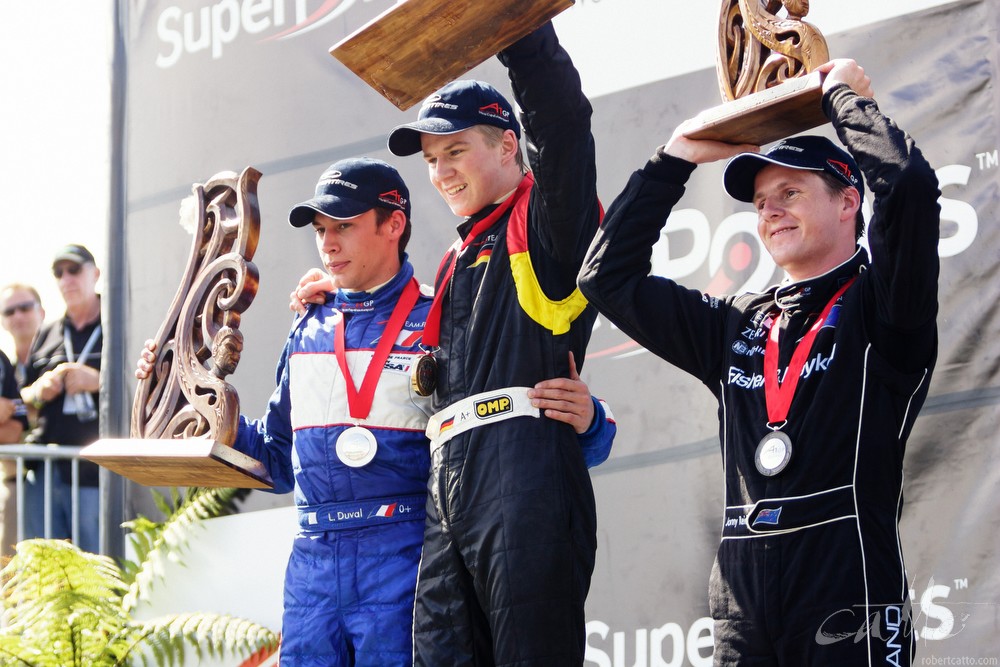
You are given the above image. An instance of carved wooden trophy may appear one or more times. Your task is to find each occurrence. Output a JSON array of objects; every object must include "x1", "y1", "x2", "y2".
[
  {"x1": 330, "y1": 0, "x2": 573, "y2": 110},
  {"x1": 685, "y1": 0, "x2": 831, "y2": 145},
  {"x1": 82, "y1": 167, "x2": 273, "y2": 489}
]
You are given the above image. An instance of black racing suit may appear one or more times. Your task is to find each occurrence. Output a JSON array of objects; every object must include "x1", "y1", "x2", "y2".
[
  {"x1": 579, "y1": 85, "x2": 939, "y2": 665},
  {"x1": 413, "y1": 23, "x2": 602, "y2": 667}
]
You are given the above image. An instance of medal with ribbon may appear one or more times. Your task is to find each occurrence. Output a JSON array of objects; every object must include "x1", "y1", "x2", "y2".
[
  {"x1": 757, "y1": 277, "x2": 856, "y2": 476},
  {"x1": 333, "y1": 278, "x2": 420, "y2": 467}
]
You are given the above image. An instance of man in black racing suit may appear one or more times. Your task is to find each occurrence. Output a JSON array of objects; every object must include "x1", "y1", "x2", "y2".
[
  {"x1": 579, "y1": 60, "x2": 939, "y2": 665},
  {"x1": 385, "y1": 20, "x2": 603, "y2": 667}
]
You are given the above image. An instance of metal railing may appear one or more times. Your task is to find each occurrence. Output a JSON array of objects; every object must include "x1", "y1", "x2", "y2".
[{"x1": 0, "y1": 444, "x2": 98, "y2": 552}]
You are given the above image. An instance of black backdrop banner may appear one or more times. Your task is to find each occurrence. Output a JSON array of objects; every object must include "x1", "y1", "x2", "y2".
[{"x1": 123, "y1": 1, "x2": 998, "y2": 663}]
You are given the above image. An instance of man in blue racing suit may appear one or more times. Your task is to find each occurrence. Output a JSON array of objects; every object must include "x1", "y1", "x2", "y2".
[{"x1": 139, "y1": 157, "x2": 615, "y2": 666}]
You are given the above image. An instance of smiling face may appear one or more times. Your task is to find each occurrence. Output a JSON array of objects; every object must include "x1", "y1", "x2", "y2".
[
  {"x1": 312, "y1": 208, "x2": 404, "y2": 292},
  {"x1": 420, "y1": 127, "x2": 522, "y2": 218},
  {"x1": 753, "y1": 164, "x2": 860, "y2": 282}
]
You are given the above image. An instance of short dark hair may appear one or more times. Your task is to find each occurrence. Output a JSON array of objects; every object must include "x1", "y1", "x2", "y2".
[
  {"x1": 817, "y1": 171, "x2": 866, "y2": 240},
  {"x1": 374, "y1": 207, "x2": 411, "y2": 263}
]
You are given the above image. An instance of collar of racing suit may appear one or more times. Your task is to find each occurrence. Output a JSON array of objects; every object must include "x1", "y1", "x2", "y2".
[
  {"x1": 772, "y1": 246, "x2": 868, "y2": 316},
  {"x1": 326, "y1": 256, "x2": 415, "y2": 310}
]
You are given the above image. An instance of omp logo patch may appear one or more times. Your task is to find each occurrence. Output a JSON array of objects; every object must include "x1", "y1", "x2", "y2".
[{"x1": 475, "y1": 395, "x2": 513, "y2": 419}]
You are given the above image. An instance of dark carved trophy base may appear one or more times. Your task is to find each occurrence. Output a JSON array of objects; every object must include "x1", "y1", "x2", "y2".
[
  {"x1": 330, "y1": 0, "x2": 573, "y2": 110},
  {"x1": 81, "y1": 167, "x2": 272, "y2": 489}
]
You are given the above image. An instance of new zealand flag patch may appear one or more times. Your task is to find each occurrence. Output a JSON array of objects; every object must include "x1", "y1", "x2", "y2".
[{"x1": 753, "y1": 507, "x2": 782, "y2": 526}]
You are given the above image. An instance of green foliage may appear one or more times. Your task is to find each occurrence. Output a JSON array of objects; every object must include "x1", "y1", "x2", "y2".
[
  {"x1": 120, "y1": 487, "x2": 249, "y2": 614},
  {"x1": 0, "y1": 487, "x2": 277, "y2": 667}
]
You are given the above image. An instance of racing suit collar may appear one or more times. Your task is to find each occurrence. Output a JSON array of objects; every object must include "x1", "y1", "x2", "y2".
[
  {"x1": 331, "y1": 257, "x2": 415, "y2": 308},
  {"x1": 773, "y1": 246, "x2": 867, "y2": 313},
  {"x1": 457, "y1": 204, "x2": 500, "y2": 241}
]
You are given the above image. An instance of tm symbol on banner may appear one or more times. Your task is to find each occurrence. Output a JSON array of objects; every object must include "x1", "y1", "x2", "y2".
[{"x1": 975, "y1": 149, "x2": 998, "y2": 170}]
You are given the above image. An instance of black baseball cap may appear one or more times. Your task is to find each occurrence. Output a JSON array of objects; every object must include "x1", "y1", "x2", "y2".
[
  {"x1": 723, "y1": 135, "x2": 865, "y2": 203},
  {"x1": 52, "y1": 244, "x2": 96, "y2": 268},
  {"x1": 387, "y1": 80, "x2": 521, "y2": 157},
  {"x1": 288, "y1": 157, "x2": 411, "y2": 228}
]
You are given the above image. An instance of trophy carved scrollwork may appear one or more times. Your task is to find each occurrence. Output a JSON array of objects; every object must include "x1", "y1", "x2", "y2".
[
  {"x1": 131, "y1": 167, "x2": 262, "y2": 448},
  {"x1": 718, "y1": 0, "x2": 830, "y2": 101}
]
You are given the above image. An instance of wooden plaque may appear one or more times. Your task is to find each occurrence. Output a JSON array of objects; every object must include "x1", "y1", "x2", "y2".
[
  {"x1": 330, "y1": 0, "x2": 573, "y2": 110},
  {"x1": 684, "y1": 71, "x2": 827, "y2": 146},
  {"x1": 684, "y1": 0, "x2": 831, "y2": 145},
  {"x1": 81, "y1": 439, "x2": 272, "y2": 488},
  {"x1": 82, "y1": 167, "x2": 273, "y2": 489}
]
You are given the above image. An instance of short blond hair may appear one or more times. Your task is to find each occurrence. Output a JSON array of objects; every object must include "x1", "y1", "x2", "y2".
[{"x1": 475, "y1": 125, "x2": 526, "y2": 173}]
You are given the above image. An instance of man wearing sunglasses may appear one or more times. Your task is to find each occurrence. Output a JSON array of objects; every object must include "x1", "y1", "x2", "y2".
[
  {"x1": 0, "y1": 283, "x2": 45, "y2": 556},
  {"x1": 20, "y1": 244, "x2": 103, "y2": 553}
]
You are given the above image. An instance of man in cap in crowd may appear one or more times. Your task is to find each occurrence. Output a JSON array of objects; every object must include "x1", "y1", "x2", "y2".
[
  {"x1": 0, "y1": 283, "x2": 45, "y2": 555},
  {"x1": 21, "y1": 244, "x2": 103, "y2": 553},
  {"x1": 579, "y1": 59, "x2": 939, "y2": 664},
  {"x1": 141, "y1": 156, "x2": 615, "y2": 666}
]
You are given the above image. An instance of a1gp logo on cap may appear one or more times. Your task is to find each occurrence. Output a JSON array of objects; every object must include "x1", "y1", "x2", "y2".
[{"x1": 475, "y1": 395, "x2": 513, "y2": 419}]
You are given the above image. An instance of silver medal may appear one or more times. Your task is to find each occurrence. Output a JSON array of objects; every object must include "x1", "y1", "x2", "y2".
[
  {"x1": 755, "y1": 430, "x2": 792, "y2": 476},
  {"x1": 336, "y1": 426, "x2": 378, "y2": 468}
]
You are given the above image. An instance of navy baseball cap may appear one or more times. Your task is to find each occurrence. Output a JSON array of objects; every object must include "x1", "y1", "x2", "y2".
[
  {"x1": 52, "y1": 244, "x2": 96, "y2": 268},
  {"x1": 723, "y1": 135, "x2": 864, "y2": 203},
  {"x1": 387, "y1": 80, "x2": 521, "y2": 157},
  {"x1": 288, "y1": 157, "x2": 410, "y2": 228}
]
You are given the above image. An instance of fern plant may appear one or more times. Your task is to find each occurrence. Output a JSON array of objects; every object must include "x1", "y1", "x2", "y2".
[{"x1": 0, "y1": 487, "x2": 279, "y2": 667}]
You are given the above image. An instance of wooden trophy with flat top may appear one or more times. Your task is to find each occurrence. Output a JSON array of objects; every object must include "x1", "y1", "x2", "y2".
[
  {"x1": 330, "y1": 0, "x2": 574, "y2": 110},
  {"x1": 82, "y1": 167, "x2": 273, "y2": 489},
  {"x1": 684, "y1": 0, "x2": 831, "y2": 145}
]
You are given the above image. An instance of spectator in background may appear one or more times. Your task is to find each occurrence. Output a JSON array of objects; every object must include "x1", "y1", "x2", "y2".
[
  {"x1": 20, "y1": 245, "x2": 103, "y2": 553},
  {"x1": 1, "y1": 284, "x2": 45, "y2": 386},
  {"x1": 0, "y1": 283, "x2": 45, "y2": 557}
]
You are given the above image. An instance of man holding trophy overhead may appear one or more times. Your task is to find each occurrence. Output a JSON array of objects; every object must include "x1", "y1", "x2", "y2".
[
  {"x1": 381, "y1": 18, "x2": 604, "y2": 667},
  {"x1": 580, "y1": 58, "x2": 939, "y2": 665}
]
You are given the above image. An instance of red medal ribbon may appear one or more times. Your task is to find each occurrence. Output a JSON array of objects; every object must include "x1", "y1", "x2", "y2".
[
  {"x1": 763, "y1": 277, "x2": 856, "y2": 426},
  {"x1": 334, "y1": 278, "x2": 420, "y2": 420},
  {"x1": 421, "y1": 172, "x2": 535, "y2": 347}
]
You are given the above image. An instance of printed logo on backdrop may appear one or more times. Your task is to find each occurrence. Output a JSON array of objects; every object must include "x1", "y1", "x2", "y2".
[{"x1": 156, "y1": 0, "x2": 394, "y2": 68}]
